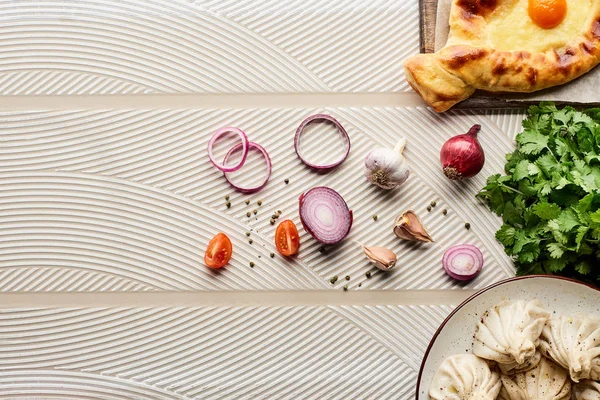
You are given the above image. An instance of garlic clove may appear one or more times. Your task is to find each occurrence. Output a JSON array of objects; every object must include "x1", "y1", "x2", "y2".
[
  {"x1": 362, "y1": 245, "x2": 397, "y2": 271},
  {"x1": 394, "y1": 210, "x2": 434, "y2": 243}
]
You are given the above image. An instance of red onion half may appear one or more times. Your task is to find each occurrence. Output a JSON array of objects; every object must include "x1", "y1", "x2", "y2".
[
  {"x1": 294, "y1": 114, "x2": 351, "y2": 170},
  {"x1": 442, "y1": 244, "x2": 483, "y2": 281},
  {"x1": 223, "y1": 142, "x2": 271, "y2": 193},
  {"x1": 298, "y1": 187, "x2": 353, "y2": 244},
  {"x1": 207, "y1": 127, "x2": 249, "y2": 173},
  {"x1": 440, "y1": 124, "x2": 485, "y2": 180}
]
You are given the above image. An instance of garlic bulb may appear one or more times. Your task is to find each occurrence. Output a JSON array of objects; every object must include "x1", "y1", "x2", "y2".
[{"x1": 364, "y1": 138, "x2": 410, "y2": 190}]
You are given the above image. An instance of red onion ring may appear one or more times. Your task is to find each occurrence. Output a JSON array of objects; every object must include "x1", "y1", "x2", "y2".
[
  {"x1": 294, "y1": 114, "x2": 351, "y2": 170},
  {"x1": 207, "y1": 127, "x2": 249, "y2": 173},
  {"x1": 442, "y1": 244, "x2": 484, "y2": 281},
  {"x1": 223, "y1": 142, "x2": 271, "y2": 193},
  {"x1": 299, "y1": 186, "x2": 353, "y2": 245}
]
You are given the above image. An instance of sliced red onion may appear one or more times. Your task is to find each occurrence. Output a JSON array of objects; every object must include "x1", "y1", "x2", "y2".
[
  {"x1": 294, "y1": 114, "x2": 350, "y2": 170},
  {"x1": 207, "y1": 127, "x2": 249, "y2": 173},
  {"x1": 299, "y1": 187, "x2": 353, "y2": 244},
  {"x1": 223, "y1": 142, "x2": 271, "y2": 193},
  {"x1": 442, "y1": 244, "x2": 484, "y2": 281}
]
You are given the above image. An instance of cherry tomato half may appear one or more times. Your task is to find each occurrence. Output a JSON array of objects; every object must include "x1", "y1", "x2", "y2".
[
  {"x1": 275, "y1": 220, "x2": 300, "y2": 256},
  {"x1": 204, "y1": 232, "x2": 232, "y2": 269}
]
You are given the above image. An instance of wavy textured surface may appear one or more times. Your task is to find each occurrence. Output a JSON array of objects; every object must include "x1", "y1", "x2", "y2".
[
  {"x1": 0, "y1": 107, "x2": 517, "y2": 291},
  {"x1": 0, "y1": 0, "x2": 418, "y2": 95},
  {"x1": 486, "y1": 109, "x2": 528, "y2": 140},
  {"x1": 0, "y1": 171, "x2": 325, "y2": 291},
  {"x1": 0, "y1": 305, "x2": 452, "y2": 399}
]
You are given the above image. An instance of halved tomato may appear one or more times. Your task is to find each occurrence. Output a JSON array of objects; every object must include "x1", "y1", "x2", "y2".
[
  {"x1": 204, "y1": 233, "x2": 232, "y2": 269},
  {"x1": 275, "y1": 220, "x2": 300, "y2": 256}
]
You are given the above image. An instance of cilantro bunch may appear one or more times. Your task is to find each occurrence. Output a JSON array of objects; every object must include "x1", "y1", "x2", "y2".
[{"x1": 478, "y1": 102, "x2": 600, "y2": 284}]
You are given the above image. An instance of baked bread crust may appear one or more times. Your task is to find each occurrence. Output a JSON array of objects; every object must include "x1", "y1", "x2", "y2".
[{"x1": 405, "y1": 0, "x2": 600, "y2": 112}]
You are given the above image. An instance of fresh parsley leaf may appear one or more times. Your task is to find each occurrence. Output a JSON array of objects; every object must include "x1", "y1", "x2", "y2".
[
  {"x1": 536, "y1": 154, "x2": 559, "y2": 176},
  {"x1": 576, "y1": 226, "x2": 590, "y2": 251},
  {"x1": 547, "y1": 243, "x2": 566, "y2": 259},
  {"x1": 478, "y1": 103, "x2": 600, "y2": 285},
  {"x1": 556, "y1": 209, "x2": 580, "y2": 232},
  {"x1": 496, "y1": 225, "x2": 516, "y2": 246},
  {"x1": 533, "y1": 202, "x2": 561, "y2": 220},
  {"x1": 590, "y1": 210, "x2": 600, "y2": 224},
  {"x1": 575, "y1": 261, "x2": 592, "y2": 275},
  {"x1": 503, "y1": 202, "x2": 524, "y2": 226},
  {"x1": 513, "y1": 160, "x2": 532, "y2": 181},
  {"x1": 517, "y1": 130, "x2": 549, "y2": 155},
  {"x1": 544, "y1": 257, "x2": 568, "y2": 273}
]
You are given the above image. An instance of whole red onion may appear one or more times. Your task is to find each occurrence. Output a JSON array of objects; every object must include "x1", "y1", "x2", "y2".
[{"x1": 440, "y1": 124, "x2": 485, "y2": 180}]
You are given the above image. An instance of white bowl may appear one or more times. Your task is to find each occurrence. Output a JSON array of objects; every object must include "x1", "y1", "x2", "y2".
[{"x1": 416, "y1": 275, "x2": 600, "y2": 399}]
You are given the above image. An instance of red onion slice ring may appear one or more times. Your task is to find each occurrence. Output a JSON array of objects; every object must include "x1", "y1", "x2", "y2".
[
  {"x1": 299, "y1": 186, "x2": 353, "y2": 245},
  {"x1": 207, "y1": 127, "x2": 249, "y2": 173},
  {"x1": 223, "y1": 142, "x2": 271, "y2": 193},
  {"x1": 442, "y1": 244, "x2": 484, "y2": 281},
  {"x1": 294, "y1": 114, "x2": 351, "y2": 170}
]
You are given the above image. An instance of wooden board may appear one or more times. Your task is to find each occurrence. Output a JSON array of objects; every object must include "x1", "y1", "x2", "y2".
[
  {"x1": 418, "y1": 0, "x2": 598, "y2": 110},
  {"x1": 420, "y1": 0, "x2": 438, "y2": 54}
]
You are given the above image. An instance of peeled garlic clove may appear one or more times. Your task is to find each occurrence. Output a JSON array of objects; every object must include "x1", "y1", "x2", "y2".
[
  {"x1": 362, "y1": 245, "x2": 397, "y2": 271},
  {"x1": 394, "y1": 210, "x2": 434, "y2": 243}
]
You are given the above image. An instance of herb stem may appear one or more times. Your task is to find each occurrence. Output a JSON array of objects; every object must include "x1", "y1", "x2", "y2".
[{"x1": 500, "y1": 184, "x2": 525, "y2": 196}]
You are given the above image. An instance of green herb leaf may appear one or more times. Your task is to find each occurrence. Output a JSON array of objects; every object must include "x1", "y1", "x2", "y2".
[
  {"x1": 517, "y1": 130, "x2": 549, "y2": 155},
  {"x1": 496, "y1": 225, "x2": 516, "y2": 246},
  {"x1": 556, "y1": 209, "x2": 580, "y2": 232},
  {"x1": 547, "y1": 243, "x2": 566, "y2": 259},
  {"x1": 478, "y1": 103, "x2": 600, "y2": 285},
  {"x1": 533, "y1": 202, "x2": 561, "y2": 220}
]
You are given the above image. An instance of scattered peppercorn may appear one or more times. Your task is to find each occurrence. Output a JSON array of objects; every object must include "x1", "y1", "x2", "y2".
[
  {"x1": 246, "y1": 212, "x2": 251, "y2": 217},
  {"x1": 270, "y1": 219, "x2": 275, "y2": 225},
  {"x1": 245, "y1": 199, "x2": 250, "y2": 205},
  {"x1": 250, "y1": 262, "x2": 255, "y2": 268},
  {"x1": 249, "y1": 239, "x2": 253, "y2": 244},
  {"x1": 427, "y1": 206, "x2": 432, "y2": 212},
  {"x1": 465, "y1": 223, "x2": 471, "y2": 230},
  {"x1": 345, "y1": 275, "x2": 350, "y2": 281},
  {"x1": 330, "y1": 275, "x2": 338, "y2": 284},
  {"x1": 366, "y1": 271, "x2": 372, "y2": 279},
  {"x1": 284, "y1": 179, "x2": 289, "y2": 184},
  {"x1": 358, "y1": 283, "x2": 362, "y2": 287},
  {"x1": 226, "y1": 201, "x2": 231, "y2": 208},
  {"x1": 225, "y1": 195, "x2": 230, "y2": 200},
  {"x1": 270, "y1": 252, "x2": 275, "y2": 258},
  {"x1": 442, "y1": 209, "x2": 447, "y2": 216},
  {"x1": 253, "y1": 209, "x2": 258, "y2": 215},
  {"x1": 430, "y1": 201, "x2": 437, "y2": 207},
  {"x1": 246, "y1": 232, "x2": 251, "y2": 237},
  {"x1": 343, "y1": 285, "x2": 348, "y2": 291},
  {"x1": 277, "y1": 210, "x2": 282, "y2": 215},
  {"x1": 319, "y1": 247, "x2": 326, "y2": 254},
  {"x1": 257, "y1": 200, "x2": 262, "y2": 206},
  {"x1": 373, "y1": 215, "x2": 378, "y2": 221}
]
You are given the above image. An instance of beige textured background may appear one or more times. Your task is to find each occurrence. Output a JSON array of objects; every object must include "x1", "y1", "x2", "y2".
[{"x1": 0, "y1": 0, "x2": 526, "y2": 398}]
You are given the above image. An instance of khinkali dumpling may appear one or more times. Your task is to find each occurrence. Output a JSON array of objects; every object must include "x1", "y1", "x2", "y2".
[
  {"x1": 473, "y1": 300, "x2": 550, "y2": 368},
  {"x1": 429, "y1": 354, "x2": 501, "y2": 400},
  {"x1": 539, "y1": 314, "x2": 600, "y2": 382},
  {"x1": 498, "y1": 351, "x2": 542, "y2": 375},
  {"x1": 574, "y1": 380, "x2": 600, "y2": 400},
  {"x1": 497, "y1": 356, "x2": 571, "y2": 400}
]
